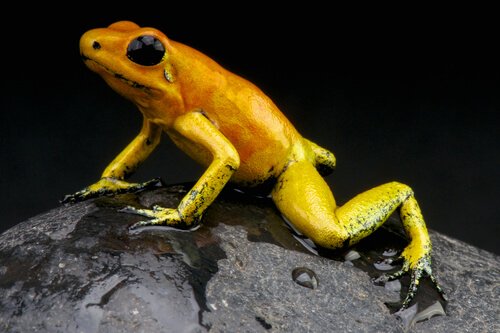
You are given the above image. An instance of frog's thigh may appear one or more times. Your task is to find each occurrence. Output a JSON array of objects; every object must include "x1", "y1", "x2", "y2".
[{"x1": 271, "y1": 161, "x2": 348, "y2": 249}]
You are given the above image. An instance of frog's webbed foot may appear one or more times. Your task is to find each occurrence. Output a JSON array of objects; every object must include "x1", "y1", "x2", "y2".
[
  {"x1": 122, "y1": 205, "x2": 184, "y2": 230},
  {"x1": 61, "y1": 177, "x2": 163, "y2": 204},
  {"x1": 375, "y1": 253, "x2": 446, "y2": 311}
]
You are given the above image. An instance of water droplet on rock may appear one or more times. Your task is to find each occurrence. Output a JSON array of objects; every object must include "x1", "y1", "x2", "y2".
[
  {"x1": 374, "y1": 258, "x2": 396, "y2": 271},
  {"x1": 292, "y1": 267, "x2": 318, "y2": 289},
  {"x1": 344, "y1": 250, "x2": 361, "y2": 261},
  {"x1": 382, "y1": 248, "x2": 398, "y2": 257}
]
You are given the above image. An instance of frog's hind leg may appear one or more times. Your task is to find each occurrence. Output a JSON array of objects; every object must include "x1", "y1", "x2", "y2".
[
  {"x1": 271, "y1": 160, "x2": 429, "y2": 252},
  {"x1": 272, "y1": 161, "x2": 347, "y2": 248},
  {"x1": 271, "y1": 160, "x2": 443, "y2": 309}
]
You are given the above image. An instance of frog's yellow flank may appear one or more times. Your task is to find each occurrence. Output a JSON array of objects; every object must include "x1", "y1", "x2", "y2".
[{"x1": 64, "y1": 20, "x2": 444, "y2": 310}]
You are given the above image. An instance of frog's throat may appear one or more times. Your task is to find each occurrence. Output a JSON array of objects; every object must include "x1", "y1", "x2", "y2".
[{"x1": 81, "y1": 53, "x2": 153, "y2": 91}]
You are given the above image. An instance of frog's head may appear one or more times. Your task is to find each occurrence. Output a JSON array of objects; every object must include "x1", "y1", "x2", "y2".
[{"x1": 80, "y1": 21, "x2": 176, "y2": 104}]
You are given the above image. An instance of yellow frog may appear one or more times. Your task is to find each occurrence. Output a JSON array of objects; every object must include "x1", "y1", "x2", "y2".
[{"x1": 64, "y1": 21, "x2": 444, "y2": 310}]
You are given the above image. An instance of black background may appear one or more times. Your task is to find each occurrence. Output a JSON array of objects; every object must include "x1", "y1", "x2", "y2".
[{"x1": 1, "y1": 7, "x2": 498, "y2": 254}]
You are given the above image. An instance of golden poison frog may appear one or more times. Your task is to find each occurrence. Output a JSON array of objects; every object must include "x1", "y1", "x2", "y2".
[{"x1": 64, "y1": 21, "x2": 444, "y2": 310}]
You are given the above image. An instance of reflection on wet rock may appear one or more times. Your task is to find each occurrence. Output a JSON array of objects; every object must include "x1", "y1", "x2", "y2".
[{"x1": 292, "y1": 267, "x2": 318, "y2": 289}]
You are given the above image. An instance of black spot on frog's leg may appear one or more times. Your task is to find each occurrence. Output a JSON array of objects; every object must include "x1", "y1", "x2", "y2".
[{"x1": 123, "y1": 165, "x2": 133, "y2": 179}]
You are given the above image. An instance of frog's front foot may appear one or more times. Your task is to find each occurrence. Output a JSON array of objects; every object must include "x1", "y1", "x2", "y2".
[
  {"x1": 122, "y1": 205, "x2": 184, "y2": 230},
  {"x1": 61, "y1": 177, "x2": 163, "y2": 204},
  {"x1": 375, "y1": 251, "x2": 445, "y2": 311}
]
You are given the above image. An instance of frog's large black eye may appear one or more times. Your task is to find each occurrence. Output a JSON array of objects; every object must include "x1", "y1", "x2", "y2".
[{"x1": 127, "y1": 35, "x2": 165, "y2": 66}]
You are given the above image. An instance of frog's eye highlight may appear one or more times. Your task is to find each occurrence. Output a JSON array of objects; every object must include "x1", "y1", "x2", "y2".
[{"x1": 127, "y1": 35, "x2": 165, "y2": 66}]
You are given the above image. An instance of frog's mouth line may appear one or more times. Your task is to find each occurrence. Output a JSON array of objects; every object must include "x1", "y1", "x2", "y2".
[{"x1": 81, "y1": 54, "x2": 152, "y2": 91}]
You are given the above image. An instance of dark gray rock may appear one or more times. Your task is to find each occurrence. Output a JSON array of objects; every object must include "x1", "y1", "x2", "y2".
[{"x1": 0, "y1": 184, "x2": 498, "y2": 332}]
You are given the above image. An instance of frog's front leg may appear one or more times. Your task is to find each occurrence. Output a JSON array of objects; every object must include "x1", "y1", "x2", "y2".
[
  {"x1": 61, "y1": 118, "x2": 162, "y2": 203},
  {"x1": 272, "y1": 160, "x2": 444, "y2": 310},
  {"x1": 126, "y1": 111, "x2": 240, "y2": 229}
]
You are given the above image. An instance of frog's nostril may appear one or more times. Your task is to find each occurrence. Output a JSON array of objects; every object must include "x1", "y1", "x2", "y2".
[{"x1": 92, "y1": 41, "x2": 101, "y2": 50}]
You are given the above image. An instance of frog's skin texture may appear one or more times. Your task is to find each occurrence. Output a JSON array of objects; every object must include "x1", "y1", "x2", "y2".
[{"x1": 65, "y1": 21, "x2": 444, "y2": 310}]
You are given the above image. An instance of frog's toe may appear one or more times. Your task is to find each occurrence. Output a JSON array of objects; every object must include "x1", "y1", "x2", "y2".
[
  {"x1": 374, "y1": 257, "x2": 409, "y2": 285},
  {"x1": 403, "y1": 256, "x2": 446, "y2": 310},
  {"x1": 60, "y1": 193, "x2": 80, "y2": 204},
  {"x1": 123, "y1": 205, "x2": 182, "y2": 230},
  {"x1": 119, "y1": 205, "x2": 157, "y2": 218},
  {"x1": 428, "y1": 270, "x2": 447, "y2": 300},
  {"x1": 400, "y1": 266, "x2": 425, "y2": 309},
  {"x1": 60, "y1": 188, "x2": 98, "y2": 204},
  {"x1": 128, "y1": 218, "x2": 163, "y2": 230},
  {"x1": 126, "y1": 177, "x2": 164, "y2": 193},
  {"x1": 375, "y1": 253, "x2": 445, "y2": 311}
]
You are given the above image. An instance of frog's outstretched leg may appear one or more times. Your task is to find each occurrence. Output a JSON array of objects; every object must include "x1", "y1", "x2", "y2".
[
  {"x1": 126, "y1": 111, "x2": 240, "y2": 229},
  {"x1": 271, "y1": 159, "x2": 444, "y2": 310},
  {"x1": 61, "y1": 118, "x2": 163, "y2": 203}
]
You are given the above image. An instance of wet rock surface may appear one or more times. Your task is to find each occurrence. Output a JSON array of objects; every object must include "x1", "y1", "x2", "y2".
[{"x1": 0, "y1": 184, "x2": 498, "y2": 332}]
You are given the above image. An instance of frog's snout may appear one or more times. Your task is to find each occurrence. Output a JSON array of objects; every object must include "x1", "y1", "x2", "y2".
[
  {"x1": 79, "y1": 29, "x2": 100, "y2": 58},
  {"x1": 79, "y1": 29, "x2": 111, "y2": 74}
]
